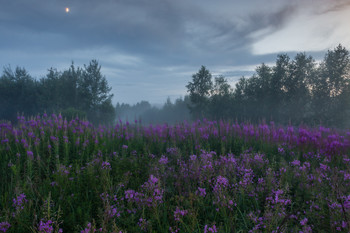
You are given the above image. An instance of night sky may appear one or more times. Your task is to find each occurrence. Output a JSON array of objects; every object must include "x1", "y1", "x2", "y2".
[{"x1": 1, "y1": 0, "x2": 350, "y2": 104}]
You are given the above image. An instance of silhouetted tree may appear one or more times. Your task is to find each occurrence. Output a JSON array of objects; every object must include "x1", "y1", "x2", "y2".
[
  {"x1": 282, "y1": 53, "x2": 315, "y2": 124},
  {"x1": 209, "y1": 76, "x2": 233, "y2": 119},
  {"x1": 186, "y1": 66, "x2": 213, "y2": 118},
  {"x1": 0, "y1": 60, "x2": 115, "y2": 125},
  {"x1": 312, "y1": 44, "x2": 350, "y2": 126},
  {"x1": 233, "y1": 77, "x2": 249, "y2": 120},
  {"x1": 270, "y1": 54, "x2": 290, "y2": 122},
  {"x1": 0, "y1": 66, "x2": 39, "y2": 121},
  {"x1": 255, "y1": 63, "x2": 273, "y2": 120}
]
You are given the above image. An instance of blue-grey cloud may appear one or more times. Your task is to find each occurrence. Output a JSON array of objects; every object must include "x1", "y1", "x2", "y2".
[{"x1": 0, "y1": 0, "x2": 349, "y2": 104}]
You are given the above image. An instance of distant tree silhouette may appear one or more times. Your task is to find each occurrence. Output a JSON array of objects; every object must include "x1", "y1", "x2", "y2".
[
  {"x1": 0, "y1": 60, "x2": 115, "y2": 124},
  {"x1": 186, "y1": 66, "x2": 213, "y2": 119},
  {"x1": 184, "y1": 44, "x2": 350, "y2": 127}
]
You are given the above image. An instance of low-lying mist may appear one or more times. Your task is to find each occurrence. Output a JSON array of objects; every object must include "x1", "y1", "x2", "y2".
[{"x1": 115, "y1": 97, "x2": 191, "y2": 125}]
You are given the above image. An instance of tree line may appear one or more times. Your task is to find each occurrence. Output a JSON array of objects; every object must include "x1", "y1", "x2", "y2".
[
  {"x1": 186, "y1": 44, "x2": 350, "y2": 127},
  {"x1": 115, "y1": 97, "x2": 191, "y2": 125},
  {"x1": 0, "y1": 60, "x2": 115, "y2": 124},
  {"x1": 1, "y1": 45, "x2": 350, "y2": 127}
]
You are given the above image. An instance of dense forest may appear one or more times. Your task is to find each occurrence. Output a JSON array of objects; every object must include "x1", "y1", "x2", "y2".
[
  {"x1": 186, "y1": 44, "x2": 350, "y2": 127},
  {"x1": 117, "y1": 44, "x2": 350, "y2": 127},
  {"x1": 1, "y1": 44, "x2": 350, "y2": 127},
  {"x1": 0, "y1": 60, "x2": 115, "y2": 124}
]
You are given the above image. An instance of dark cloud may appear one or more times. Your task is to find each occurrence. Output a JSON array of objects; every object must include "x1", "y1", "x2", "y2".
[
  {"x1": 317, "y1": 0, "x2": 350, "y2": 14},
  {"x1": 0, "y1": 0, "x2": 296, "y2": 63},
  {"x1": 0, "y1": 0, "x2": 348, "y2": 104}
]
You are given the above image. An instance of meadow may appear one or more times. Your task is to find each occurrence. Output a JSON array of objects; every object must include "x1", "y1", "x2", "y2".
[{"x1": 1, "y1": 114, "x2": 350, "y2": 232}]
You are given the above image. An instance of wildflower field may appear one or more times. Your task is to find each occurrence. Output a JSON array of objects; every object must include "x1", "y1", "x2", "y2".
[{"x1": 1, "y1": 114, "x2": 350, "y2": 232}]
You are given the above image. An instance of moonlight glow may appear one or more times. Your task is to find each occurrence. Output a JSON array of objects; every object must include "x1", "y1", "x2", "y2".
[{"x1": 65, "y1": 7, "x2": 69, "y2": 13}]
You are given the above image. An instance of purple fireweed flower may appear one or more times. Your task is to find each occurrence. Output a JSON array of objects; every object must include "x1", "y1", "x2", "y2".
[
  {"x1": 21, "y1": 139, "x2": 29, "y2": 148},
  {"x1": 280, "y1": 167, "x2": 287, "y2": 173},
  {"x1": 329, "y1": 202, "x2": 342, "y2": 210},
  {"x1": 38, "y1": 220, "x2": 54, "y2": 233},
  {"x1": 300, "y1": 218, "x2": 308, "y2": 226},
  {"x1": 50, "y1": 136, "x2": 58, "y2": 142},
  {"x1": 124, "y1": 189, "x2": 142, "y2": 203},
  {"x1": 319, "y1": 163, "x2": 329, "y2": 171},
  {"x1": 27, "y1": 150, "x2": 34, "y2": 160},
  {"x1": 253, "y1": 153, "x2": 265, "y2": 164},
  {"x1": 166, "y1": 147, "x2": 177, "y2": 155},
  {"x1": 149, "y1": 174, "x2": 158, "y2": 184},
  {"x1": 101, "y1": 161, "x2": 111, "y2": 170},
  {"x1": 344, "y1": 174, "x2": 350, "y2": 181},
  {"x1": 107, "y1": 206, "x2": 120, "y2": 218},
  {"x1": 100, "y1": 192, "x2": 109, "y2": 201},
  {"x1": 213, "y1": 176, "x2": 229, "y2": 194},
  {"x1": 204, "y1": 224, "x2": 218, "y2": 233},
  {"x1": 124, "y1": 189, "x2": 135, "y2": 199},
  {"x1": 159, "y1": 155, "x2": 169, "y2": 165},
  {"x1": 50, "y1": 182, "x2": 57, "y2": 187},
  {"x1": 274, "y1": 190, "x2": 283, "y2": 201},
  {"x1": 278, "y1": 147, "x2": 285, "y2": 154},
  {"x1": 266, "y1": 189, "x2": 291, "y2": 206},
  {"x1": 81, "y1": 222, "x2": 103, "y2": 233},
  {"x1": 342, "y1": 221, "x2": 347, "y2": 228},
  {"x1": 291, "y1": 160, "x2": 301, "y2": 166},
  {"x1": 27, "y1": 132, "x2": 35, "y2": 138},
  {"x1": 138, "y1": 175, "x2": 164, "y2": 207},
  {"x1": 173, "y1": 207, "x2": 188, "y2": 221},
  {"x1": 343, "y1": 195, "x2": 350, "y2": 209},
  {"x1": 190, "y1": 154, "x2": 197, "y2": 161},
  {"x1": 12, "y1": 193, "x2": 27, "y2": 211},
  {"x1": 57, "y1": 165, "x2": 70, "y2": 176},
  {"x1": 197, "y1": 187, "x2": 206, "y2": 197},
  {"x1": 122, "y1": 145, "x2": 128, "y2": 149},
  {"x1": 258, "y1": 177, "x2": 265, "y2": 185},
  {"x1": 82, "y1": 140, "x2": 89, "y2": 148},
  {"x1": 169, "y1": 226, "x2": 180, "y2": 233},
  {"x1": 1, "y1": 138, "x2": 9, "y2": 144},
  {"x1": 34, "y1": 138, "x2": 40, "y2": 146},
  {"x1": 138, "y1": 218, "x2": 150, "y2": 231},
  {"x1": 0, "y1": 222, "x2": 11, "y2": 233}
]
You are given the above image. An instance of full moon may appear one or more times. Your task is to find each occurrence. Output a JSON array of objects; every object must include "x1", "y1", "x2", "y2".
[{"x1": 65, "y1": 7, "x2": 69, "y2": 13}]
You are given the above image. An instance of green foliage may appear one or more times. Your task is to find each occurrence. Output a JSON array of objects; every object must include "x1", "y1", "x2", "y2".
[
  {"x1": 0, "y1": 66, "x2": 40, "y2": 120},
  {"x1": 186, "y1": 66, "x2": 213, "y2": 119},
  {"x1": 185, "y1": 44, "x2": 350, "y2": 127},
  {"x1": 1, "y1": 116, "x2": 350, "y2": 232},
  {"x1": 312, "y1": 44, "x2": 350, "y2": 126},
  {"x1": 0, "y1": 60, "x2": 115, "y2": 125},
  {"x1": 208, "y1": 76, "x2": 233, "y2": 119}
]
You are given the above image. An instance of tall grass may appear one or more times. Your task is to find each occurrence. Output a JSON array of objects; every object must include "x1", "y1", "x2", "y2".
[{"x1": 0, "y1": 114, "x2": 350, "y2": 232}]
